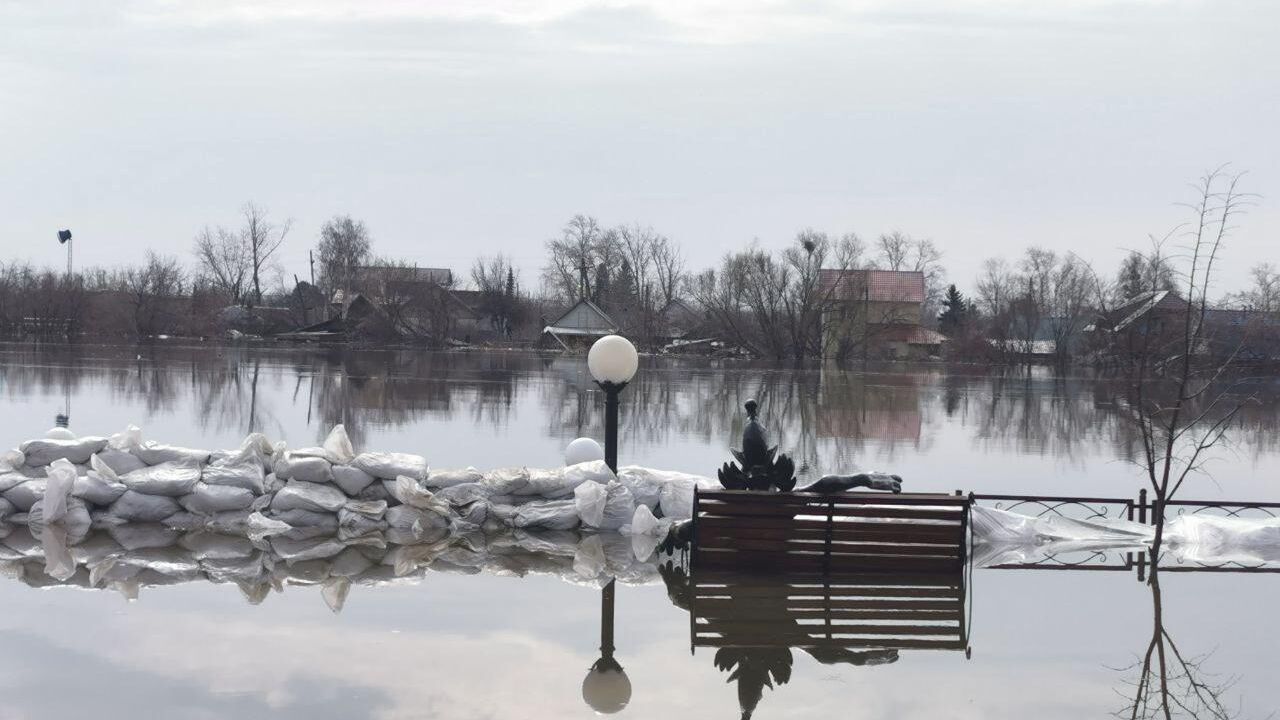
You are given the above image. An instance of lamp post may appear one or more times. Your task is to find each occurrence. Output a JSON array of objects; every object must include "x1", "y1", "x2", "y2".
[
  {"x1": 587, "y1": 334, "x2": 639, "y2": 473},
  {"x1": 581, "y1": 334, "x2": 639, "y2": 715}
]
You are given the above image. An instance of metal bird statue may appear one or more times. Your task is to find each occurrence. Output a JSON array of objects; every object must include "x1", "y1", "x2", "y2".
[{"x1": 718, "y1": 399, "x2": 796, "y2": 491}]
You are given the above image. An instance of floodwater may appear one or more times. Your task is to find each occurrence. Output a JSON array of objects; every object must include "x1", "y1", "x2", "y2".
[{"x1": 0, "y1": 343, "x2": 1276, "y2": 719}]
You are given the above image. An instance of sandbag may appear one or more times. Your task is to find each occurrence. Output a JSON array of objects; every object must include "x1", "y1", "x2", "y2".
[
  {"x1": 272, "y1": 481, "x2": 347, "y2": 514},
  {"x1": 41, "y1": 459, "x2": 76, "y2": 523},
  {"x1": 480, "y1": 467, "x2": 530, "y2": 496},
  {"x1": 29, "y1": 497, "x2": 93, "y2": 541},
  {"x1": 271, "y1": 508, "x2": 340, "y2": 532},
  {"x1": 338, "y1": 508, "x2": 387, "y2": 538},
  {"x1": 18, "y1": 436, "x2": 108, "y2": 466},
  {"x1": 331, "y1": 465, "x2": 376, "y2": 496},
  {"x1": 0, "y1": 449, "x2": 24, "y2": 472},
  {"x1": 180, "y1": 482, "x2": 255, "y2": 514},
  {"x1": 274, "y1": 453, "x2": 332, "y2": 484},
  {"x1": 423, "y1": 467, "x2": 483, "y2": 489},
  {"x1": 132, "y1": 442, "x2": 210, "y2": 466},
  {"x1": 202, "y1": 460, "x2": 266, "y2": 495},
  {"x1": 120, "y1": 461, "x2": 202, "y2": 497},
  {"x1": 512, "y1": 499, "x2": 581, "y2": 531},
  {"x1": 385, "y1": 505, "x2": 450, "y2": 539},
  {"x1": 0, "y1": 497, "x2": 14, "y2": 521},
  {"x1": 575, "y1": 480, "x2": 635, "y2": 531},
  {"x1": 95, "y1": 448, "x2": 147, "y2": 476},
  {"x1": 390, "y1": 476, "x2": 451, "y2": 514},
  {"x1": 107, "y1": 490, "x2": 182, "y2": 523},
  {"x1": 351, "y1": 452, "x2": 427, "y2": 481},
  {"x1": 0, "y1": 473, "x2": 27, "y2": 494},
  {"x1": 3, "y1": 479, "x2": 47, "y2": 512},
  {"x1": 73, "y1": 474, "x2": 127, "y2": 506}
]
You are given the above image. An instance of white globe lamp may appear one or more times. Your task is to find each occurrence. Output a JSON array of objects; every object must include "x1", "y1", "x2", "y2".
[
  {"x1": 587, "y1": 335, "x2": 639, "y2": 386},
  {"x1": 565, "y1": 437, "x2": 605, "y2": 466}
]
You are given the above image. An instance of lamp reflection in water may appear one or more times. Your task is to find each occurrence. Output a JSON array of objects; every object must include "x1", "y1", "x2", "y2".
[{"x1": 582, "y1": 334, "x2": 639, "y2": 714}]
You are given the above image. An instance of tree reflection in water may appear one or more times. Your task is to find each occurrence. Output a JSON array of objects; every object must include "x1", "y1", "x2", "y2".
[
  {"x1": 1, "y1": 346, "x2": 1278, "y2": 483},
  {"x1": 1114, "y1": 556, "x2": 1239, "y2": 720}
]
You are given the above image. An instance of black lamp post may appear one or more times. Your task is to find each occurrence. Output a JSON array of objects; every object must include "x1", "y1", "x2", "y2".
[{"x1": 581, "y1": 334, "x2": 639, "y2": 715}]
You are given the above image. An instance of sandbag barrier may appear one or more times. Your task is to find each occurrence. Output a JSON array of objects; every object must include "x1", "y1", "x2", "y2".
[{"x1": 0, "y1": 426, "x2": 718, "y2": 605}]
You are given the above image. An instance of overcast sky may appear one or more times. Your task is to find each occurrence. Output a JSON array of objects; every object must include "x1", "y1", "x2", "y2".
[{"x1": 1, "y1": 0, "x2": 1276, "y2": 295}]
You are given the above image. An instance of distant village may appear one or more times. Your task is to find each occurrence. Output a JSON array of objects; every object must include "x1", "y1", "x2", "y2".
[{"x1": 1, "y1": 208, "x2": 1277, "y2": 366}]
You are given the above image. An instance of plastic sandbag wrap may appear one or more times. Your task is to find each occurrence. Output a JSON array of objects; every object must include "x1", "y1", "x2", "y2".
[
  {"x1": 41, "y1": 524, "x2": 77, "y2": 581},
  {"x1": 39, "y1": 459, "x2": 78, "y2": 524},
  {"x1": 180, "y1": 482, "x2": 256, "y2": 515},
  {"x1": 620, "y1": 504, "x2": 671, "y2": 561},
  {"x1": 390, "y1": 476, "x2": 452, "y2": 514},
  {"x1": 74, "y1": 454, "x2": 128, "y2": 506},
  {"x1": 385, "y1": 504, "x2": 451, "y2": 543},
  {"x1": 1165, "y1": 514, "x2": 1280, "y2": 565},
  {"x1": 423, "y1": 467, "x2": 484, "y2": 489},
  {"x1": 275, "y1": 452, "x2": 333, "y2": 484},
  {"x1": 331, "y1": 465, "x2": 376, "y2": 496},
  {"x1": 131, "y1": 441, "x2": 210, "y2": 467},
  {"x1": 202, "y1": 458, "x2": 267, "y2": 495},
  {"x1": 970, "y1": 505, "x2": 1152, "y2": 545},
  {"x1": 656, "y1": 470, "x2": 718, "y2": 520},
  {"x1": 505, "y1": 499, "x2": 578, "y2": 531},
  {"x1": 0, "y1": 473, "x2": 27, "y2": 494},
  {"x1": 121, "y1": 461, "x2": 203, "y2": 497},
  {"x1": 107, "y1": 490, "x2": 182, "y2": 523},
  {"x1": 574, "y1": 480, "x2": 636, "y2": 531},
  {"x1": 30, "y1": 497, "x2": 93, "y2": 543},
  {"x1": 0, "y1": 449, "x2": 24, "y2": 472},
  {"x1": 18, "y1": 436, "x2": 108, "y2": 466},
  {"x1": 271, "y1": 481, "x2": 348, "y2": 514},
  {"x1": 351, "y1": 452, "x2": 428, "y2": 481}
]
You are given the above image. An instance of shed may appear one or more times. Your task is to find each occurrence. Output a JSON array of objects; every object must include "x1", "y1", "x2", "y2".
[{"x1": 542, "y1": 299, "x2": 618, "y2": 350}]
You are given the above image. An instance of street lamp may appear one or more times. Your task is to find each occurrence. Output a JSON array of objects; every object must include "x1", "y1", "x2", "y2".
[
  {"x1": 587, "y1": 334, "x2": 639, "y2": 473},
  {"x1": 582, "y1": 334, "x2": 638, "y2": 715}
]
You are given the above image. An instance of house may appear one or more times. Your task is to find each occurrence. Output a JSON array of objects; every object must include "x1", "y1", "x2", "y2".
[
  {"x1": 818, "y1": 269, "x2": 945, "y2": 359},
  {"x1": 1092, "y1": 290, "x2": 1280, "y2": 361},
  {"x1": 542, "y1": 299, "x2": 618, "y2": 350}
]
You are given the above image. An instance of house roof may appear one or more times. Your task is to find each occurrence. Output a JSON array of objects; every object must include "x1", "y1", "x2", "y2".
[
  {"x1": 543, "y1": 299, "x2": 618, "y2": 336},
  {"x1": 818, "y1": 269, "x2": 926, "y2": 304},
  {"x1": 356, "y1": 266, "x2": 454, "y2": 286}
]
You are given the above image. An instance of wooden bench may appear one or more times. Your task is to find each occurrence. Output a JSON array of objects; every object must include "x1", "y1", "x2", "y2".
[
  {"x1": 691, "y1": 489, "x2": 969, "y2": 576},
  {"x1": 689, "y1": 570, "x2": 969, "y2": 652}
]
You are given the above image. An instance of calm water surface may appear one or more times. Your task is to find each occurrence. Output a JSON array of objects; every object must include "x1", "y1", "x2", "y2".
[{"x1": 0, "y1": 344, "x2": 1276, "y2": 719}]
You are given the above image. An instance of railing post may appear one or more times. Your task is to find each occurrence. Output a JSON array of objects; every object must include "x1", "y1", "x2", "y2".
[{"x1": 1138, "y1": 489, "x2": 1148, "y2": 525}]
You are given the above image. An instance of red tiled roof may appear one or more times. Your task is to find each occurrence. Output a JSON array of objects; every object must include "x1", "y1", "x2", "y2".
[{"x1": 818, "y1": 269, "x2": 926, "y2": 304}]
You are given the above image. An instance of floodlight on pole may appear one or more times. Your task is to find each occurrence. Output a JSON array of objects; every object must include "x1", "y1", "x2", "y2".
[{"x1": 57, "y1": 229, "x2": 73, "y2": 278}]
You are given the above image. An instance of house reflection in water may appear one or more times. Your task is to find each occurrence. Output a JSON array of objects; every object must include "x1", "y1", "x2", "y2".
[{"x1": 659, "y1": 561, "x2": 970, "y2": 718}]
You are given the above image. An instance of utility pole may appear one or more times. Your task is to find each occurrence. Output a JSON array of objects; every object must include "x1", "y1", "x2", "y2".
[{"x1": 57, "y1": 229, "x2": 73, "y2": 278}]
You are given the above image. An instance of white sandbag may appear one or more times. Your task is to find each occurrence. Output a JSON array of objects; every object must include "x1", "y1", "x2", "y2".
[
  {"x1": 29, "y1": 497, "x2": 93, "y2": 542},
  {"x1": 617, "y1": 466, "x2": 666, "y2": 510},
  {"x1": 95, "y1": 448, "x2": 146, "y2": 476},
  {"x1": 331, "y1": 465, "x2": 376, "y2": 495},
  {"x1": 338, "y1": 507, "x2": 387, "y2": 538},
  {"x1": 385, "y1": 505, "x2": 451, "y2": 539},
  {"x1": 18, "y1": 436, "x2": 108, "y2": 466},
  {"x1": 264, "y1": 472, "x2": 284, "y2": 494},
  {"x1": 132, "y1": 441, "x2": 210, "y2": 466},
  {"x1": 481, "y1": 467, "x2": 531, "y2": 495},
  {"x1": 1, "y1": 449, "x2": 25, "y2": 472},
  {"x1": 180, "y1": 482, "x2": 255, "y2": 514},
  {"x1": 576, "y1": 480, "x2": 634, "y2": 532},
  {"x1": 3, "y1": 479, "x2": 46, "y2": 512},
  {"x1": 202, "y1": 460, "x2": 266, "y2": 495},
  {"x1": 244, "y1": 512, "x2": 292, "y2": 543},
  {"x1": 107, "y1": 490, "x2": 182, "y2": 523},
  {"x1": 620, "y1": 504, "x2": 669, "y2": 561},
  {"x1": 352, "y1": 452, "x2": 428, "y2": 481},
  {"x1": 435, "y1": 483, "x2": 492, "y2": 507},
  {"x1": 179, "y1": 531, "x2": 255, "y2": 561},
  {"x1": 0, "y1": 497, "x2": 14, "y2": 521},
  {"x1": 274, "y1": 453, "x2": 332, "y2": 484},
  {"x1": 41, "y1": 459, "x2": 78, "y2": 523},
  {"x1": 272, "y1": 481, "x2": 347, "y2": 514},
  {"x1": 213, "y1": 433, "x2": 274, "y2": 468},
  {"x1": 73, "y1": 474, "x2": 127, "y2": 506},
  {"x1": 0, "y1": 473, "x2": 26, "y2": 494},
  {"x1": 108, "y1": 425, "x2": 143, "y2": 452},
  {"x1": 271, "y1": 508, "x2": 340, "y2": 532},
  {"x1": 390, "y1": 476, "x2": 452, "y2": 514},
  {"x1": 323, "y1": 425, "x2": 355, "y2": 464},
  {"x1": 120, "y1": 461, "x2": 202, "y2": 497},
  {"x1": 423, "y1": 467, "x2": 483, "y2": 489},
  {"x1": 513, "y1": 499, "x2": 581, "y2": 531},
  {"x1": 656, "y1": 471, "x2": 715, "y2": 520}
]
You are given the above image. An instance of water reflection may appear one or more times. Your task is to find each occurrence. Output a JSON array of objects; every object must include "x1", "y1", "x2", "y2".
[
  {"x1": 2, "y1": 343, "x2": 1279, "y2": 493},
  {"x1": 1116, "y1": 558, "x2": 1240, "y2": 719},
  {"x1": 659, "y1": 562, "x2": 968, "y2": 719}
]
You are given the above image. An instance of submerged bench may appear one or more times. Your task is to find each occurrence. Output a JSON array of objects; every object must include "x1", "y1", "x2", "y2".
[{"x1": 690, "y1": 489, "x2": 969, "y2": 575}]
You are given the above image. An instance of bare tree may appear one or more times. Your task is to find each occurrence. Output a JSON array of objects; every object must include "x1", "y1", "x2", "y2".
[
  {"x1": 875, "y1": 231, "x2": 946, "y2": 320},
  {"x1": 192, "y1": 225, "x2": 250, "y2": 304},
  {"x1": 1115, "y1": 168, "x2": 1258, "y2": 555},
  {"x1": 651, "y1": 235, "x2": 686, "y2": 306},
  {"x1": 316, "y1": 214, "x2": 371, "y2": 298},
  {"x1": 542, "y1": 214, "x2": 604, "y2": 302},
  {"x1": 123, "y1": 251, "x2": 187, "y2": 338},
  {"x1": 240, "y1": 202, "x2": 291, "y2": 306},
  {"x1": 1228, "y1": 262, "x2": 1280, "y2": 312}
]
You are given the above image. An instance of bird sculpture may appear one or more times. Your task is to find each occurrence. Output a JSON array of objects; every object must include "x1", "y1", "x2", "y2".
[{"x1": 718, "y1": 399, "x2": 796, "y2": 492}]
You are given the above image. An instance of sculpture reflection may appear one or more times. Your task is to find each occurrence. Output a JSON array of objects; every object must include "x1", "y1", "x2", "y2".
[{"x1": 660, "y1": 561, "x2": 967, "y2": 719}]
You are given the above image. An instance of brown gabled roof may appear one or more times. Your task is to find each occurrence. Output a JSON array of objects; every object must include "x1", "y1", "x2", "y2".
[{"x1": 818, "y1": 269, "x2": 926, "y2": 304}]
